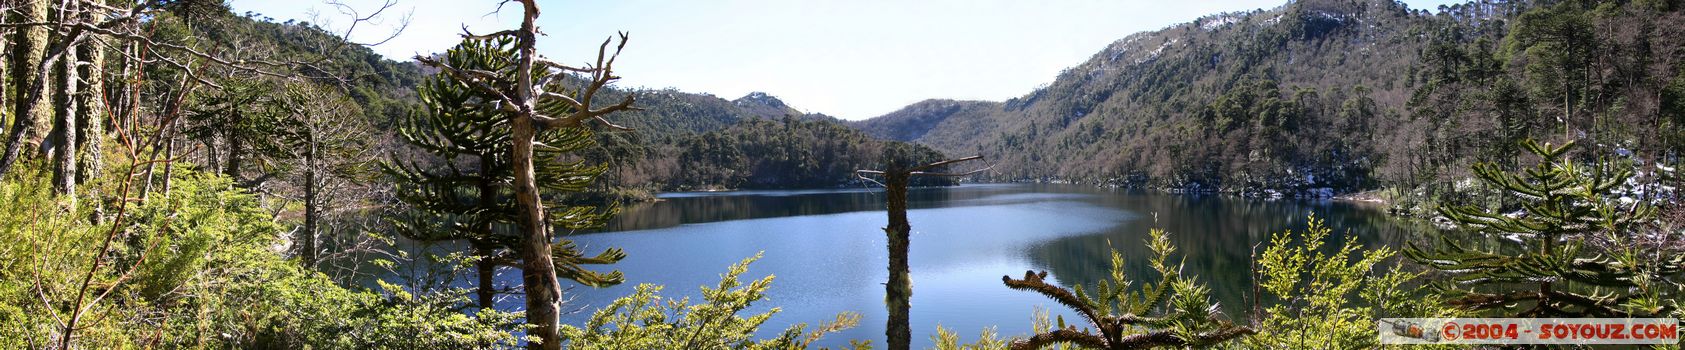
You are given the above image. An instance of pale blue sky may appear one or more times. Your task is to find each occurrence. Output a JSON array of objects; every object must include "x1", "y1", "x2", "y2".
[{"x1": 230, "y1": 0, "x2": 1467, "y2": 120}]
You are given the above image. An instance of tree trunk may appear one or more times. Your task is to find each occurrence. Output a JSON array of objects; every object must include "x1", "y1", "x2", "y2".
[
  {"x1": 301, "y1": 135, "x2": 318, "y2": 267},
  {"x1": 78, "y1": 7, "x2": 108, "y2": 221},
  {"x1": 52, "y1": 5, "x2": 81, "y2": 199},
  {"x1": 1, "y1": 23, "x2": 8, "y2": 131},
  {"x1": 511, "y1": 3, "x2": 563, "y2": 348},
  {"x1": 475, "y1": 242, "x2": 498, "y2": 309},
  {"x1": 882, "y1": 169, "x2": 912, "y2": 350},
  {"x1": 513, "y1": 115, "x2": 561, "y2": 350},
  {"x1": 10, "y1": 0, "x2": 52, "y2": 144},
  {"x1": 225, "y1": 130, "x2": 243, "y2": 181},
  {"x1": 0, "y1": 0, "x2": 54, "y2": 177},
  {"x1": 477, "y1": 153, "x2": 498, "y2": 309},
  {"x1": 160, "y1": 138, "x2": 174, "y2": 196}
]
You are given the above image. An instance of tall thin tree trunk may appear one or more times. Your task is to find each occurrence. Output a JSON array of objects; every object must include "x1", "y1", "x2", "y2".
[
  {"x1": 78, "y1": 20, "x2": 106, "y2": 221},
  {"x1": 301, "y1": 133, "x2": 319, "y2": 267},
  {"x1": 882, "y1": 169, "x2": 912, "y2": 350},
  {"x1": 160, "y1": 137, "x2": 173, "y2": 196},
  {"x1": 476, "y1": 154, "x2": 498, "y2": 309},
  {"x1": 510, "y1": 4, "x2": 562, "y2": 348},
  {"x1": 52, "y1": 2, "x2": 81, "y2": 199},
  {"x1": 1, "y1": 24, "x2": 8, "y2": 131}
]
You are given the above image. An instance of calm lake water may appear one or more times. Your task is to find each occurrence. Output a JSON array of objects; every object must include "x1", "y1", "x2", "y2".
[{"x1": 499, "y1": 183, "x2": 1428, "y2": 347}]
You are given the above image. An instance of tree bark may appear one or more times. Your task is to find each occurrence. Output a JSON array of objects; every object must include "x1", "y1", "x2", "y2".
[
  {"x1": 301, "y1": 130, "x2": 318, "y2": 267},
  {"x1": 78, "y1": 16, "x2": 107, "y2": 222},
  {"x1": 52, "y1": 1, "x2": 82, "y2": 199},
  {"x1": 1, "y1": 20, "x2": 8, "y2": 132},
  {"x1": 0, "y1": 0, "x2": 55, "y2": 177},
  {"x1": 225, "y1": 128, "x2": 244, "y2": 181},
  {"x1": 882, "y1": 169, "x2": 912, "y2": 350},
  {"x1": 160, "y1": 137, "x2": 174, "y2": 197},
  {"x1": 477, "y1": 152, "x2": 498, "y2": 309},
  {"x1": 513, "y1": 115, "x2": 562, "y2": 350},
  {"x1": 11, "y1": 0, "x2": 53, "y2": 144},
  {"x1": 510, "y1": 4, "x2": 562, "y2": 348}
]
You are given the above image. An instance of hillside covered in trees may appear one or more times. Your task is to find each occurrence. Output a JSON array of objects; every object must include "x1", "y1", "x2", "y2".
[
  {"x1": 854, "y1": 0, "x2": 1685, "y2": 198},
  {"x1": 2, "y1": 0, "x2": 1684, "y2": 349}
]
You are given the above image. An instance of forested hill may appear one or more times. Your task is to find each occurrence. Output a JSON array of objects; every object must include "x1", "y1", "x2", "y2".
[
  {"x1": 853, "y1": 0, "x2": 1685, "y2": 195},
  {"x1": 198, "y1": 13, "x2": 932, "y2": 194},
  {"x1": 613, "y1": 117, "x2": 955, "y2": 191},
  {"x1": 575, "y1": 90, "x2": 953, "y2": 193}
]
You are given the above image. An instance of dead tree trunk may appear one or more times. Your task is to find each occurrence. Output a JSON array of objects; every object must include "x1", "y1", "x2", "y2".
[
  {"x1": 415, "y1": 3, "x2": 637, "y2": 347},
  {"x1": 510, "y1": 114, "x2": 563, "y2": 350},
  {"x1": 857, "y1": 156, "x2": 987, "y2": 350},
  {"x1": 882, "y1": 168, "x2": 912, "y2": 350}
]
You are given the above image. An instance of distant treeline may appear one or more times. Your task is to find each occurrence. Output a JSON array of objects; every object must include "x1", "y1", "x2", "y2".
[{"x1": 596, "y1": 117, "x2": 957, "y2": 192}]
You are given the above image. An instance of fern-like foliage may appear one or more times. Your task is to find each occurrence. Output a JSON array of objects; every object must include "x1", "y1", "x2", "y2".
[
  {"x1": 1250, "y1": 214, "x2": 1450, "y2": 349},
  {"x1": 999, "y1": 229, "x2": 1253, "y2": 350},
  {"x1": 558, "y1": 253, "x2": 864, "y2": 350},
  {"x1": 1405, "y1": 139, "x2": 1685, "y2": 317},
  {"x1": 383, "y1": 37, "x2": 624, "y2": 288}
]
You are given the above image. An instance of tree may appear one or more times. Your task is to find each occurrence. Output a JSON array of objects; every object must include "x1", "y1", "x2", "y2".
[
  {"x1": 996, "y1": 228, "x2": 1253, "y2": 350},
  {"x1": 856, "y1": 155, "x2": 987, "y2": 350},
  {"x1": 1502, "y1": 2, "x2": 1597, "y2": 140},
  {"x1": 1249, "y1": 215, "x2": 1444, "y2": 349},
  {"x1": 1406, "y1": 139, "x2": 1685, "y2": 317},
  {"x1": 183, "y1": 79, "x2": 296, "y2": 186},
  {"x1": 412, "y1": 2, "x2": 640, "y2": 347},
  {"x1": 388, "y1": 37, "x2": 626, "y2": 309},
  {"x1": 279, "y1": 82, "x2": 373, "y2": 268}
]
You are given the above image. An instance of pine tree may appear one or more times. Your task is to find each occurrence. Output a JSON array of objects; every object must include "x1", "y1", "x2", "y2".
[
  {"x1": 1406, "y1": 139, "x2": 1685, "y2": 317},
  {"x1": 386, "y1": 37, "x2": 625, "y2": 310}
]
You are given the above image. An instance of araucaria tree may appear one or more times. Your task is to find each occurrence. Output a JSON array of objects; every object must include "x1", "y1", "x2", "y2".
[
  {"x1": 1407, "y1": 139, "x2": 1685, "y2": 317},
  {"x1": 388, "y1": 37, "x2": 625, "y2": 309},
  {"x1": 411, "y1": 1, "x2": 639, "y2": 348},
  {"x1": 999, "y1": 228, "x2": 1253, "y2": 350}
]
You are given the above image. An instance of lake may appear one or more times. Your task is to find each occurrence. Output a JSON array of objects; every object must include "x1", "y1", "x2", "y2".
[{"x1": 524, "y1": 183, "x2": 1427, "y2": 347}]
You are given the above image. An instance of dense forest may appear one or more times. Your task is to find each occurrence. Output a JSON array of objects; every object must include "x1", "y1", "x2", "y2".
[
  {"x1": 1, "y1": 0, "x2": 1683, "y2": 349},
  {"x1": 855, "y1": 0, "x2": 1685, "y2": 200},
  {"x1": 584, "y1": 91, "x2": 956, "y2": 194}
]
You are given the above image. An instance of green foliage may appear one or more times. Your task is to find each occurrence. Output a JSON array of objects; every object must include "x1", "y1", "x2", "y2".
[
  {"x1": 559, "y1": 252, "x2": 863, "y2": 350},
  {"x1": 385, "y1": 37, "x2": 625, "y2": 288},
  {"x1": 667, "y1": 117, "x2": 954, "y2": 190},
  {"x1": 1249, "y1": 214, "x2": 1448, "y2": 349},
  {"x1": 0, "y1": 165, "x2": 521, "y2": 349},
  {"x1": 1406, "y1": 139, "x2": 1685, "y2": 317},
  {"x1": 997, "y1": 229, "x2": 1252, "y2": 350},
  {"x1": 849, "y1": 0, "x2": 1685, "y2": 196},
  {"x1": 932, "y1": 325, "x2": 1011, "y2": 350}
]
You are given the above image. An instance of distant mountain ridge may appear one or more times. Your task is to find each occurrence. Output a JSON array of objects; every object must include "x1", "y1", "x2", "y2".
[
  {"x1": 848, "y1": 99, "x2": 1000, "y2": 143},
  {"x1": 852, "y1": 0, "x2": 1685, "y2": 195}
]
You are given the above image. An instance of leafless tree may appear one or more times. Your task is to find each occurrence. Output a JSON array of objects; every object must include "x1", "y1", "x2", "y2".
[{"x1": 855, "y1": 156, "x2": 989, "y2": 350}]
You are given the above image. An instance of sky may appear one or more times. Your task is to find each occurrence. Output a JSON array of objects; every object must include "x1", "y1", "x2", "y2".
[{"x1": 229, "y1": 0, "x2": 1469, "y2": 120}]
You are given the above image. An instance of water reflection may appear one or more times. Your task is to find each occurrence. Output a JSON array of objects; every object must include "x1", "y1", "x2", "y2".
[
  {"x1": 543, "y1": 184, "x2": 1431, "y2": 347},
  {"x1": 1026, "y1": 192, "x2": 1432, "y2": 314}
]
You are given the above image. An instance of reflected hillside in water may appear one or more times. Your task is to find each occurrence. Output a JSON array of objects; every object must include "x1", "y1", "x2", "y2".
[
  {"x1": 555, "y1": 183, "x2": 1433, "y2": 347},
  {"x1": 1025, "y1": 192, "x2": 1435, "y2": 314},
  {"x1": 603, "y1": 184, "x2": 1072, "y2": 231}
]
